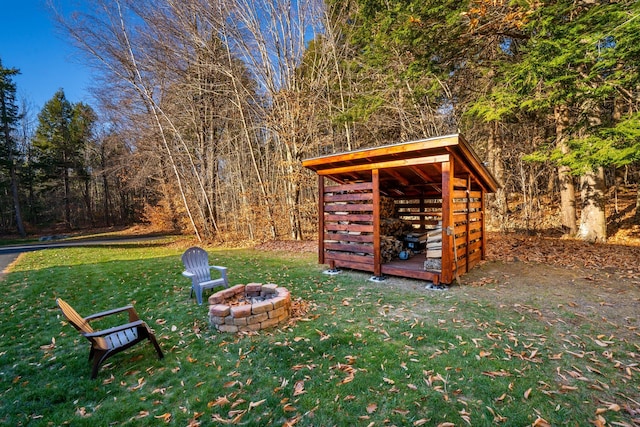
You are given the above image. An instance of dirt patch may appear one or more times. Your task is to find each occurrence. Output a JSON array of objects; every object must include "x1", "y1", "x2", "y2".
[
  {"x1": 459, "y1": 261, "x2": 639, "y2": 338},
  {"x1": 263, "y1": 234, "x2": 640, "y2": 341},
  {"x1": 471, "y1": 233, "x2": 639, "y2": 339}
]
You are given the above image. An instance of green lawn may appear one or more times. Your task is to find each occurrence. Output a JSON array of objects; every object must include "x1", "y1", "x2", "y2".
[{"x1": 0, "y1": 240, "x2": 637, "y2": 426}]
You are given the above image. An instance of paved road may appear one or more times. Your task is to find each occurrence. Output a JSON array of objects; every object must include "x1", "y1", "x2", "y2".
[{"x1": 0, "y1": 236, "x2": 166, "y2": 279}]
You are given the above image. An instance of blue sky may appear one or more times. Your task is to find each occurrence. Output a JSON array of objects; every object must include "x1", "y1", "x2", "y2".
[{"x1": 1, "y1": 0, "x2": 93, "y2": 112}]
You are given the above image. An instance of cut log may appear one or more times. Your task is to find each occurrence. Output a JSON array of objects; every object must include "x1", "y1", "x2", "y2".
[
  {"x1": 381, "y1": 235, "x2": 403, "y2": 263},
  {"x1": 426, "y1": 221, "x2": 443, "y2": 259},
  {"x1": 380, "y1": 196, "x2": 396, "y2": 218},
  {"x1": 424, "y1": 258, "x2": 442, "y2": 271},
  {"x1": 380, "y1": 218, "x2": 413, "y2": 238},
  {"x1": 426, "y1": 249, "x2": 442, "y2": 258}
]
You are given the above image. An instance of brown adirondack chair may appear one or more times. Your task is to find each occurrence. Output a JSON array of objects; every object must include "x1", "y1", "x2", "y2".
[
  {"x1": 56, "y1": 298, "x2": 164, "y2": 379},
  {"x1": 181, "y1": 246, "x2": 229, "y2": 305}
]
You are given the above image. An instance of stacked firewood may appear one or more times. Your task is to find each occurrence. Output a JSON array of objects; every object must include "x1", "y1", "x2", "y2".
[
  {"x1": 381, "y1": 235, "x2": 403, "y2": 262},
  {"x1": 425, "y1": 222, "x2": 443, "y2": 258},
  {"x1": 380, "y1": 218, "x2": 413, "y2": 238},
  {"x1": 424, "y1": 222, "x2": 443, "y2": 271},
  {"x1": 380, "y1": 196, "x2": 396, "y2": 218}
]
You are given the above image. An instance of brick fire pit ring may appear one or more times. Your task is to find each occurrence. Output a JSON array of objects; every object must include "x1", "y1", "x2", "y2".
[{"x1": 208, "y1": 283, "x2": 291, "y2": 333}]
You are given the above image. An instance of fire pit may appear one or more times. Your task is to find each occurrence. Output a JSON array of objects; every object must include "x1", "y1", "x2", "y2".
[{"x1": 208, "y1": 283, "x2": 291, "y2": 333}]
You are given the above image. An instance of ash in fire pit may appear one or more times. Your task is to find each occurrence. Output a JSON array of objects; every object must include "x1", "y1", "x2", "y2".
[{"x1": 208, "y1": 283, "x2": 291, "y2": 333}]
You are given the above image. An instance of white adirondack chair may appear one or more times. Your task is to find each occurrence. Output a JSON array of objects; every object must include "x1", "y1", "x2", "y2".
[{"x1": 181, "y1": 247, "x2": 229, "y2": 305}]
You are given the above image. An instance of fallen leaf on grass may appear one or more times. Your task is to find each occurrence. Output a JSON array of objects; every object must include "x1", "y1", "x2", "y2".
[
  {"x1": 524, "y1": 388, "x2": 532, "y2": 399},
  {"x1": 230, "y1": 398, "x2": 246, "y2": 409},
  {"x1": 366, "y1": 403, "x2": 377, "y2": 414},
  {"x1": 75, "y1": 407, "x2": 89, "y2": 417},
  {"x1": 436, "y1": 423, "x2": 455, "y2": 427},
  {"x1": 249, "y1": 399, "x2": 266, "y2": 410},
  {"x1": 532, "y1": 417, "x2": 551, "y2": 427},
  {"x1": 40, "y1": 338, "x2": 56, "y2": 351},
  {"x1": 208, "y1": 396, "x2": 230, "y2": 408},
  {"x1": 413, "y1": 419, "x2": 429, "y2": 426},
  {"x1": 293, "y1": 380, "x2": 306, "y2": 396},
  {"x1": 283, "y1": 415, "x2": 300, "y2": 427},
  {"x1": 482, "y1": 370, "x2": 511, "y2": 378},
  {"x1": 315, "y1": 329, "x2": 330, "y2": 341},
  {"x1": 154, "y1": 413, "x2": 171, "y2": 423},
  {"x1": 129, "y1": 377, "x2": 145, "y2": 391},
  {"x1": 212, "y1": 413, "x2": 235, "y2": 424},
  {"x1": 135, "y1": 410, "x2": 149, "y2": 419}
]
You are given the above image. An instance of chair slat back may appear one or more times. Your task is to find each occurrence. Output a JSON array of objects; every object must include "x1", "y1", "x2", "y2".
[
  {"x1": 56, "y1": 299, "x2": 108, "y2": 350},
  {"x1": 181, "y1": 247, "x2": 211, "y2": 283},
  {"x1": 56, "y1": 298, "x2": 94, "y2": 334}
]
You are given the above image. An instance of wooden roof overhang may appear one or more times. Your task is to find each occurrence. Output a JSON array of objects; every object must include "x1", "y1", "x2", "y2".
[{"x1": 302, "y1": 134, "x2": 498, "y2": 196}]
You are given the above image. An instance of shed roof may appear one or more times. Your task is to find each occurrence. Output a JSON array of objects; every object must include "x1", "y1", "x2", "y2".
[{"x1": 302, "y1": 134, "x2": 499, "y2": 196}]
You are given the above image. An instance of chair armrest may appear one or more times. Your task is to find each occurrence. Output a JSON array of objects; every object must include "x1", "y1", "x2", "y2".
[
  {"x1": 210, "y1": 266, "x2": 228, "y2": 282},
  {"x1": 85, "y1": 305, "x2": 137, "y2": 321},
  {"x1": 182, "y1": 271, "x2": 195, "y2": 278},
  {"x1": 83, "y1": 320, "x2": 146, "y2": 338}
]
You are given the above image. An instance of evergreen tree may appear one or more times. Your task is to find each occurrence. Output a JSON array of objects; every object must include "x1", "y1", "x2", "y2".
[
  {"x1": 465, "y1": 1, "x2": 640, "y2": 240},
  {"x1": 0, "y1": 59, "x2": 26, "y2": 236},
  {"x1": 33, "y1": 89, "x2": 94, "y2": 229}
]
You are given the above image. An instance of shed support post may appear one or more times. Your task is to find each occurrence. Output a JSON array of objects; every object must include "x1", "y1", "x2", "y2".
[
  {"x1": 481, "y1": 189, "x2": 487, "y2": 260},
  {"x1": 318, "y1": 176, "x2": 325, "y2": 265},
  {"x1": 465, "y1": 175, "x2": 471, "y2": 274},
  {"x1": 441, "y1": 159, "x2": 454, "y2": 284},
  {"x1": 372, "y1": 169, "x2": 382, "y2": 277}
]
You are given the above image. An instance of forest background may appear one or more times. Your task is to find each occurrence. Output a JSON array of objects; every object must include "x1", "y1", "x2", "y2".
[{"x1": 1, "y1": 0, "x2": 639, "y2": 244}]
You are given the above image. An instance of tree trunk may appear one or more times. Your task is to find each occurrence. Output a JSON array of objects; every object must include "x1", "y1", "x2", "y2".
[
  {"x1": 635, "y1": 181, "x2": 640, "y2": 224},
  {"x1": 9, "y1": 160, "x2": 26, "y2": 237},
  {"x1": 100, "y1": 145, "x2": 111, "y2": 226},
  {"x1": 63, "y1": 159, "x2": 72, "y2": 229},
  {"x1": 554, "y1": 104, "x2": 577, "y2": 235},
  {"x1": 576, "y1": 166, "x2": 606, "y2": 242},
  {"x1": 84, "y1": 175, "x2": 94, "y2": 226},
  {"x1": 487, "y1": 122, "x2": 507, "y2": 228}
]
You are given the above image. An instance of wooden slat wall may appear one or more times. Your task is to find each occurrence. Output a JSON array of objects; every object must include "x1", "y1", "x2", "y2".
[
  {"x1": 323, "y1": 182, "x2": 375, "y2": 271},
  {"x1": 450, "y1": 178, "x2": 485, "y2": 277}
]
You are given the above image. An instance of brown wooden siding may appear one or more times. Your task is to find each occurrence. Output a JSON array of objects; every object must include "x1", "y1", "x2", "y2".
[{"x1": 322, "y1": 181, "x2": 376, "y2": 272}]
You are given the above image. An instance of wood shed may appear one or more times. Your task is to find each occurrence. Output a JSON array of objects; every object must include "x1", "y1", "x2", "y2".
[{"x1": 302, "y1": 134, "x2": 499, "y2": 285}]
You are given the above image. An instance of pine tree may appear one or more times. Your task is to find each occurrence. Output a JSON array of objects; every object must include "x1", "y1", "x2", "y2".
[
  {"x1": 0, "y1": 59, "x2": 26, "y2": 236},
  {"x1": 33, "y1": 89, "x2": 92, "y2": 229}
]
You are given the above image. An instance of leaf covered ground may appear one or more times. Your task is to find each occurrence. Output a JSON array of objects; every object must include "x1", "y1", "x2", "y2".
[{"x1": 0, "y1": 235, "x2": 638, "y2": 426}]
